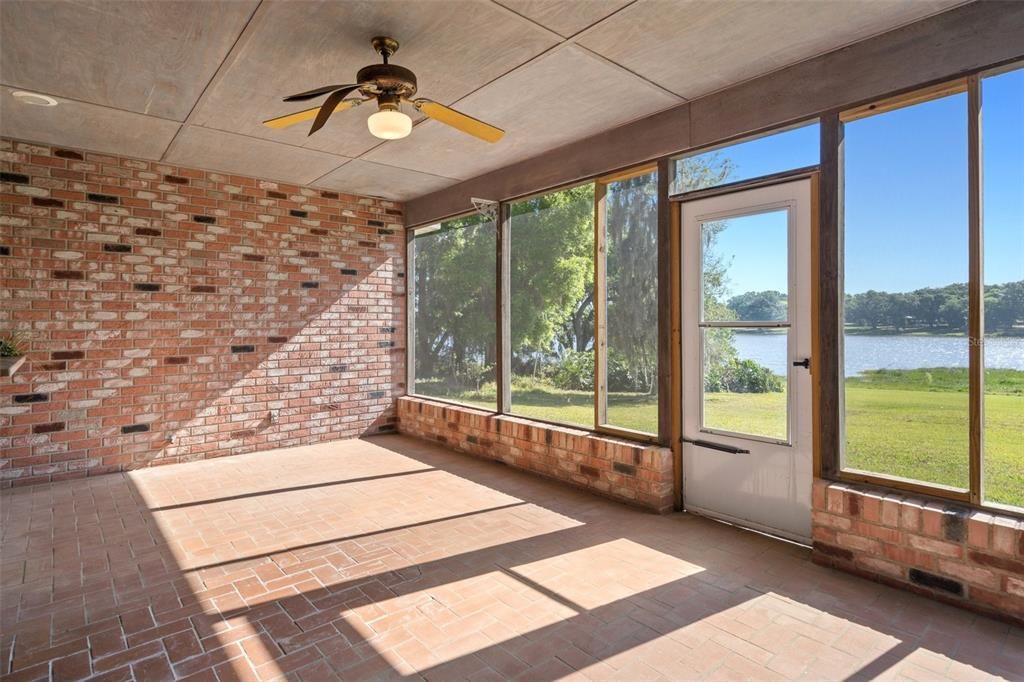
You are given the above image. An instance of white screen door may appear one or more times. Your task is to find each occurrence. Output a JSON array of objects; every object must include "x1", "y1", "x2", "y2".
[{"x1": 681, "y1": 177, "x2": 813, "y2": 543}]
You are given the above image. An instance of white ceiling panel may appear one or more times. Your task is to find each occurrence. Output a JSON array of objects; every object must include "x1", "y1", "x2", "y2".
[
  {"x1": 497, "y1": 0, "x2": 633, "y2": 37},
  {"x1": 0, "y1": 0, "x2": 258, "y2": 121},
  {"x1": 164, "y1": 127, "x2": 345, "y2": 186},
  {"x1": 363, "y1": 44, "x2": 681, "y2": 180},
  {"x1": 577, "y1": 0, "x2": 964, "y2": 100},
  {"x1": 0, "y1": 87, "x2": 181, "y2": 159},
  {"x1": 316, "y1": 160, "x2": 458, "y2": 201},
  {"x1": 189, "y1": 0, "x2": 561, "y2": 158}
]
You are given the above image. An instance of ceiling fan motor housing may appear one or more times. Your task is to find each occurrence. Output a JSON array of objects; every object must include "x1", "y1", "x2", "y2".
[{"x1": 357, "y1": 63, "x2": 418, "y2": 98}]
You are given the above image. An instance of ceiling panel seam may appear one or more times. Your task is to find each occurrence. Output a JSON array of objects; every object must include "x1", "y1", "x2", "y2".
[
  {"x1": 159, "y1": 0, "x2": 266, "y2": 162},
  {"x1": 570, "y1": 43, "x2": 687, "y2": 102},
  {"x1": 308, "y1": 157, "x2": 461, "y2": 189}
]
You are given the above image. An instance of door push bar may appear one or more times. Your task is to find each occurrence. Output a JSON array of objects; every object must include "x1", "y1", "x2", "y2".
[{"x1": 681, "y1": 437, "x2": 750, "y2": 455}]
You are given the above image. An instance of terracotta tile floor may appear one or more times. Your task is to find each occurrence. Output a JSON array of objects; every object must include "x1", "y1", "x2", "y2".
[{"x1": 2, "y1": 435, "x2": 1022, "y2": 681}]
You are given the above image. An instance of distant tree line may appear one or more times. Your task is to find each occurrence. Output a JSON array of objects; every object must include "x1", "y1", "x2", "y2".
[{"x1": 844, "y1": 281, "x2": 1024, "y2": 333}]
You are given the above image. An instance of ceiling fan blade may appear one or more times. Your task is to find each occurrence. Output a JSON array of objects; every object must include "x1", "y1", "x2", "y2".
[
  {"x1": 412, "y1": 99, "x2": 504, "y2": 143},
  {"x1": 308, "y1": 85, "x2": 365, "y2": 136},
  {"x1": 283, "y1": 84, "x2": 359, "y2": 102},
  {"x1": 263, "y1": 98, "x2": 367, "y2": 129}
]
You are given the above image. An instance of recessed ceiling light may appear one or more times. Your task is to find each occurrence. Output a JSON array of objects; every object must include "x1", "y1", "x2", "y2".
[{"x1": 11, "y1": 91, "x2": 58, "y2": 107}]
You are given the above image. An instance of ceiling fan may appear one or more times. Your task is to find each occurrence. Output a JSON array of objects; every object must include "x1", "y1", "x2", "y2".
[{"x1": 263, "y1": 36, "x2": 505, "y2": 143}]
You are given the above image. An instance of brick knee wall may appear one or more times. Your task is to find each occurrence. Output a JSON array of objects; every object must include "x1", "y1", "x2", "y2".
[
  {"x1": 812, "y1": 479, "x2": 1024, "y2": 625},
  {"x1": 0, "y1": 138, "x2": 405, "y2": 487},
  {"x1": 397, "y1": 396, "x2": 674, "y2": 513}
]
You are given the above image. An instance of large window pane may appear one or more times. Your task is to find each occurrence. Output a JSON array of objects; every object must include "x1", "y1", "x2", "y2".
[
  {"x1": 701, "y1": 210, "x2": 789, "y2": 441},
  {"x1": 603, "y1": 170, "x2": 658, "y2": 434},
  {"x1": 411, "y1": 214, "x2": 496, "y2": 409},
  {"x1": 509, "y1": 184, "x2": 595, "y2": 427},
  {"x1": 982, "y1": 66, "x2": 1024, "y2": 509},
  {"x1": 842, "y1": 92, "x2": 970, "y2": 489},
  {"x1": 671, "y1": 122, "x2": 819, "y2": 195}
]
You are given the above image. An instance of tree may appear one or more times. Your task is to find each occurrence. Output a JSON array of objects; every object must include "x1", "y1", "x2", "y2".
[{"x1": 727, "y1": 290, "x2": 787, "y2": 321}]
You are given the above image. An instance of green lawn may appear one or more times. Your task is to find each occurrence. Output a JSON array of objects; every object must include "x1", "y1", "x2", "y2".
[{"x1": 416, "y1": 370, "x2": 1023, "y2": 507}]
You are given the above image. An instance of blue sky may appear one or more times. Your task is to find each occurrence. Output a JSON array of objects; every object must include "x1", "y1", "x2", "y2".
[{"x1": 700, "y1": 67, "x2": 1022, "y2": 297}]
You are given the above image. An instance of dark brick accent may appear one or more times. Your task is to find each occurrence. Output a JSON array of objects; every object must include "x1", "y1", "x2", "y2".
[
  {"x1": 121, "y1": 424, "x2": 150, "y2": 434},
  {"x1": 329, "y1": 365, "x2": 348, "y2": 372},
  {"x1": 231, "y1": 345, "x2": 255, "y2": 353},
  {"x1": 320, "y1": 191, "x2": 339, "y2": 199},
  {"x1": 311, "y1": 228, "x2": 328, "y2": 236},
  {"x1": 967, "y1": 550, "x2": 1024, "y2": 574},
  {"x1": 358, "y1": 240, "x2": 376, "y2": 248},
  {"x1": 230, "y1": 193, "x2": 253, "y2": 203},
  {"x1": 1, "y1": 172, "x2": 30, "y2": 183},
  {"x1": 104, "y1": 243, "x2": 131, "y2": 253},
  {"x1": 301, "y1": 281, "x2": 319, "y2": 289},
  {"x1": 53, "y1": 270, "x2": 83, "y2": 280},
  {"x1": 813, "y1": 541, "x2": 855, "y2": 562},
  {"x1": 299, "y1": 250, "x2": 320, "y2": 258},
  {"x1": 52, "y1": 350, "x2": 84, "y2": 360},
  {"x1": 381, "y1": 327, "x2": 397, "y2": 333},
  {"x1": 164, "y1": 356, "x2": 188, "y2": 365},
  {"x1": 135, "y1": 227, "x2": 161, "y2": 236},
  {"x1": 580, "y1": 465, "x2": 600, "y2": 478},
  {"x1": 267, "y1": 190, "x2": 287, "y2": 199},
  {"x1": 340, "y1": 268, "x2": 358, "y2": 275},
  {"x1": 54, "y1": 149, "x2": 84, "y2": 160},
  {"x1": 848, "y1": 493, "x2": 860, "y2": 517},
  {"x1": 134, "y1": 283, "x2": 160, "y2": 292},
  {"x1": 267, "y1": 336, "x2": 288, "y2": 343},
  {"x1": 87, "y1": 193, "x2": 119, "y2": 204},
  {"x1": 193, "y1": 215, "x2": 216, "y2": 224},
  {"x1": 33, "y1": 422, "x2": 65, "y2": 434},
  {"x1": 368, "y1": 391, "x2": 386, "y2": 399},
  {"x1": 943, "y1": 509, "x2": 967, "y2": 542},
  {"x1": 231, "y1": 429, "x2": 255, "y2": 439},
  {"x1": 163, "y1": 174, "x2": 189, "y2": 184},
  {"x1": 386, "y1": 208, "x2": 402, "y2": 215},
  {"x1": 377, "y1": 341, "x2": 394, "y2": 348},
  {"x1": 368, "y1": 219, "x2": 384, "y2": 227},
  {"x1": 545, "y1": 429, "x2": 553, "y2": 446},
  {"x1": 32, "y1": 197, "x2": 63, "y2": 207},
  {"x1": 290, "y1": 209, "x2": 308, "y2": 218},
  {"x1": 397, "y1": 272, "x2": 405, "y2": 278},
  {"x1": 466, "y1": 435, "x2": 479, "y2": 444},
  {"x1": 909, "y1": 568, "x2": 963, "y2": 596},
  {"x1": 14, "y1": 393, "x2": 47, "y2": 404},
  {"x1": 0, "y1": 246, "x2": 9, "y2": 256},
  {"x1": 613, "y1": 462, "x2": 637, "y2": 476},
  {"x1": 36, "y1": 361, "x2": 66, "y2": 371},
  {"x1": 190, "y1": 285, "x2": 216, "y2": 293},
  {"x1": 243, "y1": 254, "x2": 265, "y2": 262},
  {"x1": 378, "y1": 228, "x2": 394, "y2": 235}
]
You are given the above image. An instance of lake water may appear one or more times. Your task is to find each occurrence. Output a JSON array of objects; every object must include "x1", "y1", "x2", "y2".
[{"x1": 732, "y1": 333, "x2": 1024, "y2": 377}]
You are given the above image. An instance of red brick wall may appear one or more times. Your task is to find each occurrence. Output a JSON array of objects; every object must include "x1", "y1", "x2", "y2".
[
  {"x1": 397, "y1": 396, "x2": 674, "y2": 513},
  {"x1": 812, "y1": 479, "x2": 1024, "y2": 625},
  {"x1": 0, "y1": 138, "x2": 405, "y2": 487}
]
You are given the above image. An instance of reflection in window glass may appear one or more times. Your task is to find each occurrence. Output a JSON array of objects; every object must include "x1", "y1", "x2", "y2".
[
  {"x1": 981, "y1": 66, "x2": 1024, "y2": 509},
  {"x1": 842, "y1": 92, "x2": 970, "y2": 489},
  {"x1": 509, "y1": 184, "x2": 595, "y2": 427},
  {"x1": 700, "y1": 211, "x2": 789, "y2": 441},
  {"x1": 671, "y1": 122, "x2": 820, "y2": 194},
  {"x1": 603, "y1": 170, "x2": 659, "y2": 434},
  {"x1": 411, "y1": 214, "x2": 496, "y2": 409}
]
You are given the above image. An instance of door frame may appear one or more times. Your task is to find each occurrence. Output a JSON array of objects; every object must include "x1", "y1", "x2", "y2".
[{"x1": 670, "y1": 168, "x2": 820, "y2": 541}]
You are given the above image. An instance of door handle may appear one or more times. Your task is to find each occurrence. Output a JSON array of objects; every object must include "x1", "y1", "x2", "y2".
[
  {"x1": 682, "y1": 437, "x2": 750, "y2": 454},
  {"x1": 793, "y1": 358, "x2": 810, "y2": 369}
]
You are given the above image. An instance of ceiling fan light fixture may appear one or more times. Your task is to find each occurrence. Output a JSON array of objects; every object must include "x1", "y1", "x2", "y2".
[{"x1": 367, "y1": 107, "x2": 412, "y2": 140}]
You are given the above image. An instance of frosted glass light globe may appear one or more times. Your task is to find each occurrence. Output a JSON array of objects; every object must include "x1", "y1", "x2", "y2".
[{"x1": 367, "y1": 109, "x2": 412, "y2": 140}]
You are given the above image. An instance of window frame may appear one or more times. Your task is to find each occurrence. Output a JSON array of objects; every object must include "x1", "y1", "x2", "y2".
[
  {"x1": 824, "y1": 64, "x2": 1024, "y2": 514},
  {"x1": 405, "y1": 212, "x2": 500, "y2": 413}
]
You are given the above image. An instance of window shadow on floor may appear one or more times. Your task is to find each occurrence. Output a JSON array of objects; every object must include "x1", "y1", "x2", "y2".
[{"x1": 1, "y1": 434, "x2": 1020, "y2": 680}]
